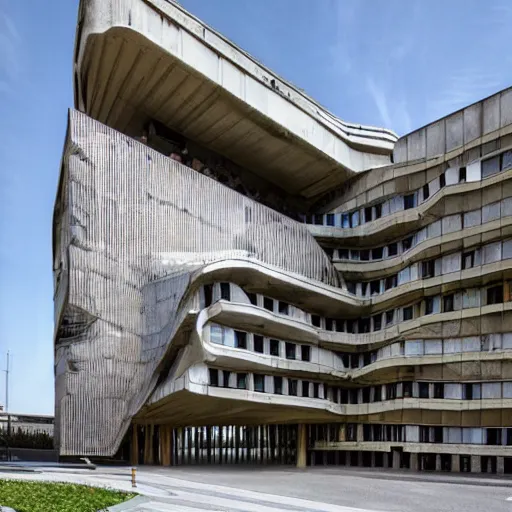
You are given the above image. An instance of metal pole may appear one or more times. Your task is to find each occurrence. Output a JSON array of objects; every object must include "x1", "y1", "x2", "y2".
[{"x1": 5, "y1": 351, "x2": 9, "y2": 413}]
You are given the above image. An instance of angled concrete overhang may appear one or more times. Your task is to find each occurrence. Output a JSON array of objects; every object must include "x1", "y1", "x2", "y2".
[{"x1": 74, "y1": 0, "x2": 396, "y2": 199}]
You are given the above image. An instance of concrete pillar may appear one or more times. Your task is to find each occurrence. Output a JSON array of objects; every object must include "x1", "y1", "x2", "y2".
[
  {"x1": 392, "y1": 451, "x2": 401, "y2": 469},
  {"x1": 435, "y1": 454, "x2": 442, "y2": 472},
  {"x1": 410, "y1": 453, "x2": 419, "y2": 471},
  {"x1": 297, "y1": 424, "x2": 307, "y2": 468},
  {"x1": 160, "y1": 426, "x2": 171, "y2": 466},
  {"x1": 371, "y1": 452, "x2": 376, "y2": 468},
  {"x1": 471, "y1": 455, "x2": 481, "y2": 473},
  {"x1": 383, "y1": 452, "x2": 389, "y2": 468},
  {"x1": 143, "y1": 425, "x2": 152, "y2": 465},
  {"x1": 497, "y1": 456, "x2": 505, "y2": 475},
  {"x1": 451, "y1": 454, "x2": 460, "y2": 473},
  {"x1": 131, "y1": 424, "x2": 138, "y2": 466}
]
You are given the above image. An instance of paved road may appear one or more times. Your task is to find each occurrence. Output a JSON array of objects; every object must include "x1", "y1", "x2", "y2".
[{"x1": 1, "y1": 465, "x2": 511, "y2": 511}]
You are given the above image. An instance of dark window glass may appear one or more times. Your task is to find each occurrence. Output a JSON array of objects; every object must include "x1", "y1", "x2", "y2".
[
  {"x1": 222, "y1": 371, "x2": 231, "y2": 388},
  {"x1": 487, "y1": 285, "x2": 503, "y2": 305},
  {"x1": 204, "y1": 284, "x2": 213, "y2": 307},
  {"x1": 502, "y1": 150, "x2": 512, "y2": 171},
  {"x1": 422, "y1": 183, "x2": 430, "y2": 200},
  {"x1": 270, "y1": 339, "x2": 280, "y2": 356},
  {"x1": 326, "y1": 213, "x2": 335, "y2": 226},
  {"x1": 402, "y1": 236, "x2": 413, "y2": 251},
  {"x1": 254, "y1": 374, "x2": 265, "y2": 393},
  {"x1": 387, "y1": 383, "x2": 397, "y2": 400},
  {"x1": 443, "y1": 294, "x2": 454, "y2": 313},
  {"x1": 325, "y1": 318, "x2": 334, "y2": 331},
  {"x1": 464, "y1": 383, "x2": 473, "y2": 400},
  {"x1": 388, "y1": 242, "x2": 398, "y2": 257},
  {"x1": 235, "y1": 331, "x2": 247, "y2": 349},
  {"x1": 433, "y1": 383, "x2": 444, "y2": 399},
  {"x1": 289, "y1": 379, "x2": 298, "y2": 396},
  {"x1": 346, "y1": 319, "x2": 355, "y2": 333},
  {"x1": 375, "y1": 203, "x2": 382, "y2": 219},
  {"x1": 220, "y1": 283, "x2": 231, "y2": 301},
  {"x1": 313, "y1": 383, "x2": 320, "y2": 398},
  {"x1": 237, "y1": 373, "x2": 247, "y2": 389},
  {"x1": 370, "y1": 280, "x2": 380, "y2": 295},
  {"x1": 350, "y1": 250, "x2": 360, "y2": 260},
  {"x1": 386, "y1": 310, "x2": 394, "y2": 325},
  {"x1": 253, "y1": 335, "x2": 264, "y2": 353},
  {"x1": 247, "y1": 292, "x2": 258, "y2": 306},
  {"x1": 301, "y1": 345, "x2": 311, "y2": 362},
  {"x1": 324, "y1": 247, "x2": 334, "y2": 259},
  {"x1": 209, "y1": 369, "x2": 219, "y2": 387},
  {"x1": 312, "y1": 315, "x2": 321, "y2": 327},
  {"x1": 346, "y1": 281, "x2": 356, "y2": 294},
  {"x1": 278, "y1": 301, "x2": 289, "y2": 315},
  {"x1": 372, "y1": 247, "x2": 383, "y2": 260},
  {"x1": 314, "y1": 214, "x2": 324, "y2": 225},
  {"x1": 302, "y1": 381, "x2": 310, "y2": 397},
  {"x1": 373, "y1": 314, "x2": 382, "y2": 332},
  {"x1": 422, "y1": 259, "x2": 435, "y2": 278},
  {"x1": 339, "y1": 249, "x2": 349, "y2": 259},
  {"x1": 482, "y1": 156, "x2": 500, "y2": 178},
  {"x1": 425, "y1": 297, "x2": 434, "y2": 315},
  {"x1": 404, "y1": 194, "x2": 415, "y2": 210},
  {"x1": 385, "y1": 275, "x2": 397, "y2": 290},
  {"x1": 403, "y1": 306, "x2": 413, "y2": 321},
  {"x1": 274, "y1": 376, "x2": 283, "y2": 395},
  {"x1": 403, "y1": 381, "x2": 413, "y2": 398},
  {"x1": 462, "y1": 251, "x2": 474, "y2": 270},
  {"x1": 439, "y1": 172, "x2": 446, "y2": 188},
  {"x1": 263, "y1": 297, "x2": 274, "y2": 312},
  {"x1": 374, "y1": 386, "x2": 382, "y2": 402},
  {"x1": 285, "y1": 342, "x2": 296, "y2": 360},
  {"x1": 360, "y1": 249, "x2": 370, "y2": 261},
  {"x1": 459, "y1": 166, "x2": 467, "y2": 182},
  {"x1": 364, "y1": 207, "x2": 373, "y2": 223},
  {"x1": 358, "y1": 318, "x2": 370, "y2": 333},
  {"x1": 419, "y1": 382, "x2": 429, "y2": 398}
]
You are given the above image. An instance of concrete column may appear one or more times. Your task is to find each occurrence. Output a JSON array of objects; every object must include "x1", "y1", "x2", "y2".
[
  {"x1": 297, "y1": 424, "x2": 307, "y2": 468},
  {"x1": 371, "y1": 452, "x2": 376, "y2": 468},
  {"x1": 143, "y1": 425, "x2": 151, "y2": 465},
  {"x1": 392, "y1": 451, "x2": 401, "y2": 469},
  {"x1": 471, "y1": 455, "x2": 481, "y2": 473},
  {"x1": 160, "y1": 426, "x2": 171, "y2": 466},
  {"x1": 451, "y1": 454, "x2": 460, "y2": 473},
  {"x1": 410, "y1": 453, "x2": 419, "y2": 471},
  {"x1": 357, "y1": 451, "x2": 363, "y2": 467},
  {"x1": 497, "y1": 456, "x2": 505, "y2": 475},
  {"x1": 131, "y1": 424, "x2": 138, "y2": 466},
  {"x1": 383, "y1": 452, "x2": 389, "y2": 468},
  {"x1": 435, "y1": 454, "x2": 442, "y2": 472}
]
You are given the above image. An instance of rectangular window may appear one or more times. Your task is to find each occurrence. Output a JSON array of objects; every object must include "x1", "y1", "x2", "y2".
[
  {"x1": 253, "y1": 335, "x2": 264, "y2": 353},
  {"x1": 375, "y1": 203, "x2": 382, "y2": 219},
  {"x1": 339, "y1": 249, "x2": 349, "y2": 259},
  {"x1": 237, "y1": 373, "x2": 247, "y2": 389},
  {"x1": 324, "y1": 247, "x2": 334, "y2": 259},
  {"x1": 443, "y1": 294, "x2": 454, "y2": 313},
  {"x1": 313, "y1": 383, "x2": 320, "y2": 398},
  {"x1": 388, "y1": 242, "x2": 398, "y2": 257},
  {"x1": 220, "y1": 283, "x2": 231, "y2": 301},
  {"x1": 502, "y1": 150, "x2": 512, "y2": 171},
  {"x1": 358, "y1": 318, "x2": 371, "y2": 333},
  {"x1": 301, "y1": 345, "x2": 311, "y2": 362},
  {"x1": 459, "y1": 166, "x2": 467, "y2": 182},
  {"x1": 385, "y1": 275, "x2": 397, "y2": 290},
  {"x1": 204, "y1": 284, "x2": 213, "y2": 307},
  {"x1": 433, "y1": 383, "x2": 444, "y2": 399},
  {"x1": 403, "y1": 381, "x2": 413, "y2": 398},
  {"x1": 365, "y1": 206, "x2": 373, "y2": 223},
  {"x1": 285, "y1": 342, "x2": 296, "y2": 360},
  {"x1": 419, "y1": 382, "x2": 429, "y2": 399},
  {"x1": 487, "y1": 284, "x2": 503, "y2": 305},
  {"x1": 463, "y1": 383, "x2": 473, "y2": 400},
  {"x1": 387, "y1": 383, "x2": 397, "y2": 400},
  {"x1": 254, "y1": 374, "x2": 265, "y2": 393},
  {"x1": 346, "y1": 281, "x2": 356, "y2": 295},
  {"x1": 288, "y1": 379, "x2": 298, "y2": 396},
  {"x1": 403, "y1": 306, "x2": 413, "y2": 321},
  {"x1": 311, "y1": 315, "x2": 321, "y2": 327},
  {"x1": 482, "y1": 155, "x2": 500, "y2": 178},
  {"x1": 372, "y1": 247, "x2": 383, "y2": 260},
  {"x1": 222, "y1": 371, "x2": 231, "y2": 388},
  {"x1": 263, "y1": 297, "x2": 274, "y2": 312},
  {"x1": 422, "y1": 183, "x2": 430, "y2": 200},
  {"x1": 325, "y1": 318, "x2": 334, "y2": 331},
  {"x1": 274, "y1": 376, "x2": 283, "y2": 395},
  {"x1": 425, "y1": 297, "x2": 434, "y2": 315},
  {"x1": 404, "y1": 194, "x2": 415, "y2": 210},
  {"x1": 326, "y1": 213, "x2": 335, "y2": 226},
  {"x1": 462, "y1": 251, "x2": 475, "y2": 270},
  {"x1": 402, "y1": 236, "x2": 413, "y2": 251},
  {"x1": 439, "y1": 172, "x2": 446, "y2": 188},
  {"x1": 247, "y1": 292, "x2": 258, "y2": 306},
  {"x1": 373, "y1": 314, "x2": 382, "y2": 332},
  {"x1": 235, "y1": 330, "x2": 247, "y2": 349},
  {"x1": 360, "y1": 249, "x2": 370, "y2": 261},
  {"x1": 386, "y1": 310, "x2": 394, "y2": 325},
  {"x1": 422, "y1": 259, "x2": 436, "y2": 278},
  {"x1": 302, "y1": 381, "x2": 310, "y2": 397},
  {"x1": 314, "y1": 214, "x2": 323, "y2": 225},
  {"x1": 278, "y1": 301, "x2": 289, "y2": 315},
  {"x1": 370, "y1": 280, "x2": 380, "y2": 295},
  {"x1": 346, "y1": 319, "x2": 355, "y2": 333},
  {"x1": 270, "y1": 339, "x2": 280, "y2": 357},
  {"x1": 209, "y1": 368, "x2": 219, "y2": 387}
]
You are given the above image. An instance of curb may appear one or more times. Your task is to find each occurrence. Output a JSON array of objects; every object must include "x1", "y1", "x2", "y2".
[{"x1": 107, "y1": 495, "x2": 150, "y2": 511}]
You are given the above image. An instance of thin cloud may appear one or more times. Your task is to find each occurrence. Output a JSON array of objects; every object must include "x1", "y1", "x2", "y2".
[{"x1": 0, "y1": 8, "x2": 21, "y2": 95}]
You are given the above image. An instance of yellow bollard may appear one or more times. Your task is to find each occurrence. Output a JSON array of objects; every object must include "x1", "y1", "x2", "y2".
[{"x1": 131, "y1": 467, "x2": 137, "y2": 488}]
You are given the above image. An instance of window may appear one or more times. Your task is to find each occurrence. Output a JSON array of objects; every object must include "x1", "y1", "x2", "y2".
[
  {"x1": 459, "y1": 166, "x2": 467, "y2": 182},
  {"x1": 375, "y1": 203, "x2": 382, "y2": 220},
  {"x1": 209, "y1": 368, "x2": 219, "y2": 387},
  {"x1": 253, "y1": 374, "x2": 265, "y2": 392},
  {"x1": 462, "y1": 251, "x2": 475, "y2": 270},
  {"x1": 388, "y1": 242, "x2": 398, "y2": 257},
  {"x1": 425, "y1": 297, "x2": 434, "y2": 315},
  {"x1": 422, "y1": 183, "x2": 430, "y2": 200},
  {"x1": 487, "y1": 285, "x2": 503, "y2": 305},
  {"x1": 302, "y1": 381, "x2": 310, "y2": 397},
  {"x1": 222, "y1": 371, "x2": 231, "y2": 388},
  {"x1": 285, "y1": 342, "x2": 296, "y2": 360},
  {"x1": 387, "y1": 383, "x2": 397, "y2": 400},
  {"x1": 372, "y1": 247, "x2": 383, "y2": 260},
  {"x1": 274, "y1": 376, "x2": 283, "y2": 395},
  {"x1": 346, "y1": 319, "x2": 355, "y2": 333},
  {"x1": 247, "y1": 292, "x2": 258, "y2": 306},
  {"x1": 403, "y1": 306, "x2": 413, "y2": 321},
  {"x1": 339, "y1": 249, "x2": 349, "y2": 259},
  {"x1": 463, "y1": 383, "x2": 473, "y2": 400},
  {"x1": 235, "y1": 330, "x2": 247, "y2": 349},
  {"x1": 253, "y1": 335, "x2": 264, "y2": 353},
  {"x1": 482, "y1": 155, "x2": 500, "y2": 178},
  {"x1": 487, "y1": 428, "x2": 502, "y2": 446},
  {"x1": 433, "y1": 383, "x2": 444, "y2": 399},
  {"x1": 402, "y1": 236, "x2": 413, "y2": 251},
  {"x1": 314, "y1": 214, "x2": 323, "y2": 225},
  {"x1": 404, "y1": 194, "x2": 415, "y2": 210},
  {"x1": 346, "y1": 281, "x2": 356, "y2": 294},
  {"x1": 502, "y1": 150, "x2": 512, "y2": 171},
  {"x1": 326, "y1": 213, "x2": 335, "y2": 226},
  {"x1": 439, "y1": 172, "x2": 446, "y2": 188},
  {"x1": 373, "y1": 314, "x2": 382, "y2": 332},
  {"x1": 270, "y1": 339, "x2": 280, "y2": 356},
  {"x1": 346, "y1": 423, "x2": 357, "y2": 442},
  {"x1": 443, "y1": 294, "x2": 454, "y2": 313},
  {"x1": 419, "y1": 382, "x2": 429, "y2": 398},
  {"x1": 237, "y1": 373, "x2": 247, "y2": 389},
  {"x1": 220, "y1": 283, "x2": 231, "y2": 301},
  {"x1": 324, "y1": 247, "x2": 334, "y2": 259},
  {"x1": 422, "y1": 259, "x2": 435, "y2": 278},
  {"x1": 358, "y1": 318, "x2": 370, "y2": 333},
  {"x1": 204, "y1": 284, "x2": 213, "y2": 307},
  {"x1": 365, "y1": 206, "x2": 373, "y2": 223},
  {"x1": 374, "y1": 386, "x2": 382, "y2": 402},
  {"x1": 312, "y1": 315, "x2": 321, "y2": 327},
  {"x1": 360, "y1": 249, "x2": 370, "y2": 261},
  {"x1": 278, "y1": 301, "x2": 289, "y2": 315},
  {"x1": 370, "y1": 280, "x2": 380, "y2": 295},
  {"x1": 325, "y1": 318, "x2": 334, "y2": 331},
  {"x1": 288, "y1": 379, "x2": 298, "y2": 396},
  {"x1": 386, "y1": 310, "x2": 394, "y2": 325},
  {"x1": 403, "y1": 382, "x2": 413, "y2": 398},
  {"x1": 335, "y1": 320, "x2": 344, "y2": 332},
  {"x1": 263, "y1": 297, "x2": 274, "y2": 312},
  {"x1": 301, "y1": 345, "x2": 311, "y2": 362},
  {"x1": 385, "y1": 275, "x2": 397, "y2": 290},
  {"x1": 313, "y1": 383, "x2": 320, "y2": 398}
]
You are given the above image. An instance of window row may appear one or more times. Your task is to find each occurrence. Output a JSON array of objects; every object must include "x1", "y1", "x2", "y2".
[
  {"x1": 345, "y1": 239, "x2": 512, "y2": 298},
  {"x1": 326, "y1": 196, "x2": 512, "y2": 263},
  {"x1": 306, "y1": 148, "x2": 512, "y2": 229}
]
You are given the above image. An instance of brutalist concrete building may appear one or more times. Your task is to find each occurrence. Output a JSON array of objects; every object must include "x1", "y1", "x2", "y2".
[{"x1": 53, "y1": 0, "x2": 512, "y2": 473}]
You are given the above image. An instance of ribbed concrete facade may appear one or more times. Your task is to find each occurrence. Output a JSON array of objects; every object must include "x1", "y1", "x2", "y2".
[{"x1": 53, "y1": 0, "x2": 512, "y2": 472}]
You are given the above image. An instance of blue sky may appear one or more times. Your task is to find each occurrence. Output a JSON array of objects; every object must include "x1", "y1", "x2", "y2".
[{"x1": 0, "y1": 0, "x2": 510, "y2": 415}]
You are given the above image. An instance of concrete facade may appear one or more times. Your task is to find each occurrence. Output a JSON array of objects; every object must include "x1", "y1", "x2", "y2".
[{"x1": 53, "y1": 0, "x2": 512, "y2": 472}]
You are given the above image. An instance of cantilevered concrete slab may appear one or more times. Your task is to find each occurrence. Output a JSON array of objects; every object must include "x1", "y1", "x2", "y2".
[{"x1": 74, "y1": 0, "x2": 397, "y2": 199}]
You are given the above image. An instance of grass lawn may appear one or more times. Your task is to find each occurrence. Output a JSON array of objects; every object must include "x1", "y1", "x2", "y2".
[{"x1": 0, "y1": 479, "x2": 137, "y2": 512}]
